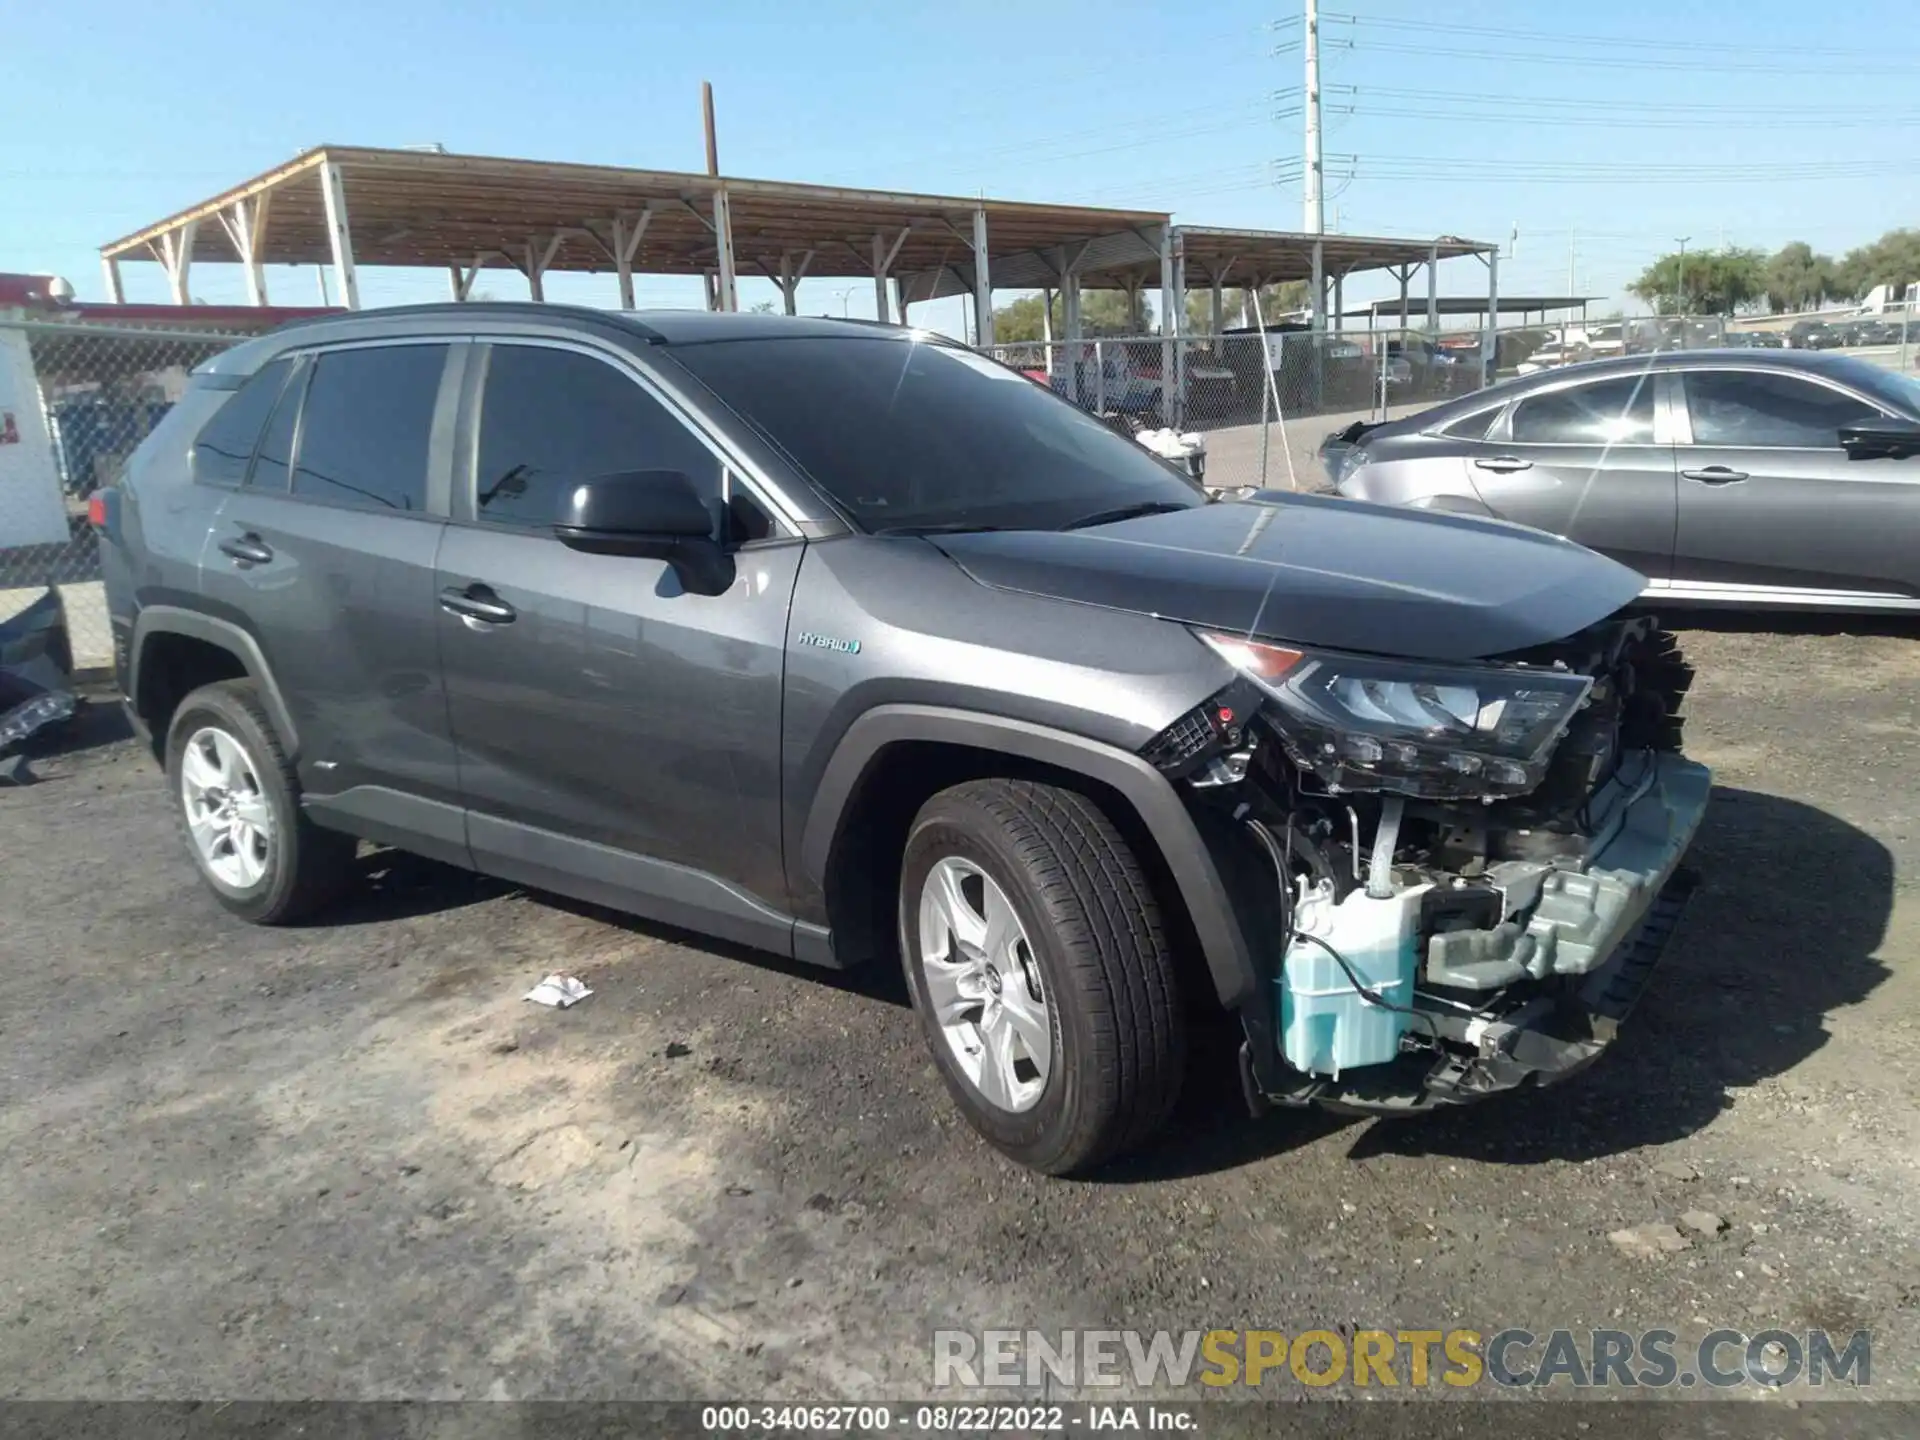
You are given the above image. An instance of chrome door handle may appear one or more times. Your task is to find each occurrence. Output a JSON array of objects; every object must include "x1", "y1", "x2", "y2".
[
  {"x1": 438, "y1": 584, "x2": 517, "y2": 625},
  {"x1": 1474, "y1": 456, "x2": 1533, "y2": 473},
  {"x1": 1681, "y1": 466, "x2": 1748, "y2": 485},
  {"x1": 217, "y1": 532, "x2": 273, "y2": 565}
]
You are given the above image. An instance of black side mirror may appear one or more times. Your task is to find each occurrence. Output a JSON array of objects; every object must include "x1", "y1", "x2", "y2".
[
  {"x1": 553, "y1": 470, "x2": 734, "y2": 595},
  {"x1": 1838, "y1": 417, "x2": 1920, "y2": 459}
]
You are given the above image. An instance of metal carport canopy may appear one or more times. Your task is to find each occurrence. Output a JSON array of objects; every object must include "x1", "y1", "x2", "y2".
[{"x1": 95, "y1": 143, "x2": 1173, "y2": 342}]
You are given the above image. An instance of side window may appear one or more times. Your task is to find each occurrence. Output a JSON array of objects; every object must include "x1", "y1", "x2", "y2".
[
  {"x1": 1510, "y1": 377, "x2": 1656, "y2": 445},
  {"x1": 192, "y1": 359, "x2": 292, "y2": 485},
  {"x1": 474, "y1": 346, "x2": 736, "y2": 532},
  {"x1": 249, "y1": 361, "x2": 306, "y2": 492},
  {"x1": 1684, "y1": 371, "x2": 1882, "y2": 448},
  {"x1": 1439, "y1": 408, "x2": 1497, "y2": 441},
  {"x1": 291, "y1": 345, "x2": 446, "y2": 512}
]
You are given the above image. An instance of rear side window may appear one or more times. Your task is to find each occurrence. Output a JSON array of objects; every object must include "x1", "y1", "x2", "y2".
[
  {"x1": 192, "y1": 359, "x2": 292, "y2": 485},
  {"x1": 1439, "y1": 408, "x2": 1497, "y2": 441},
  {"x1": 249, "y1": 361, "x2": 305, "y2": 493},
  {"x1": 473, "y1": 345, "x2": 725, "y2": 529},
  {"x1": 1511, "y1": 376, "x2": 1655, "y2": 445},
  {"x1": 291, "y1": 346, "x2": 446, "y2": 512},
  {"x1": 1684, "y1": 371, "x2": 1882, "y2": 448}
]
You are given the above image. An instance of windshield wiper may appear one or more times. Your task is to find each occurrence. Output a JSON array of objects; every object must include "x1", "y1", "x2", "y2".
[{"x1": 1059, "y1": 501, "x2": 1195, "y2": 531}]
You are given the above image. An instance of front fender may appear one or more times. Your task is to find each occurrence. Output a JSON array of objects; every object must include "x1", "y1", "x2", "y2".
[{"x1": 800, "y1": 704, "x2": 1258, "y2": 1008}]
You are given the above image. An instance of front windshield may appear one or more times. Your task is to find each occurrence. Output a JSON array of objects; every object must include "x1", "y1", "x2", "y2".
[{"x1": 669, "y1": 334, "x2": 1203, "y2": 533}]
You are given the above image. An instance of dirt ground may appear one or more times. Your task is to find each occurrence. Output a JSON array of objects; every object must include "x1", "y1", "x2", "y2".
[{"x1": 3, "y1": 613, "x2": 1918, "y2": 1413}]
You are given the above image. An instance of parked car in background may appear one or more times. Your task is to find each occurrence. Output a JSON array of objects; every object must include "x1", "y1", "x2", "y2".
[
  {"x1": 1581, "y1": 322, "x2": 1629, "y2": 359},
  {"x1": 1788, "y1": 319, "x2": 1842, "y2": 350},
  {"x1": 1329, "y1": 349, "x2": 1920, "y2": 612},
  {"x1": 95, "y1": 304, "x2": 1713, "y2": 1173}
]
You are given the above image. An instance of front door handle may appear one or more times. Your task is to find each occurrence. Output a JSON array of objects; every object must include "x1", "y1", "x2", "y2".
[
  {"x1": 1681, "y1": 466, "x2": 1749, "y2": 485},
  {"x1": 217, "y1": 532, "x2": 273, "y2": 565},
  {"x1": 438, "y1": 584, "x2": 517, "y2": 625},
  {"x1": 1474, "y1": 456, "x2": 1533, "y2": 473}
]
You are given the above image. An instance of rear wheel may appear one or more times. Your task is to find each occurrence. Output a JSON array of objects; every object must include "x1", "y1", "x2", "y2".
[
  {"x1": 900, "y1": 778, "x2": 1186, "y2": 1175},
  {"x1": 165, "y1": 680, "x2": 355, "y2": 924}
]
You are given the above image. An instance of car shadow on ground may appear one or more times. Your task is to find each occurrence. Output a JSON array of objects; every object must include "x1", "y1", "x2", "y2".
[{"x1": 1107, "y1": 786, "x2": 1893, "y2": 1181}]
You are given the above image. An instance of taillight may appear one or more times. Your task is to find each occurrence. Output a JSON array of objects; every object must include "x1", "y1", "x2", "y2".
[{"x1": 88, "y1": 488, "x2": 112, "y2": 530}]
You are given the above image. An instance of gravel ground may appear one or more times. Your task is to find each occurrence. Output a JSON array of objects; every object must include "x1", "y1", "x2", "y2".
[{"x1": 2, "y1": 615, "x2": 1917, "y2": 1414}]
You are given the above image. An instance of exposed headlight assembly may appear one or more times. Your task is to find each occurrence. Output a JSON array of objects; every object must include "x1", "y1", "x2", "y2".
[{"x1": 1195, "y1": 630, "x2": 1592, "y2": 799}]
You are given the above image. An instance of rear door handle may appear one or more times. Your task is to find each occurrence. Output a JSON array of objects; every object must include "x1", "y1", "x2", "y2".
[
  {"x1": 1474, "y1": 456, "x2": 1533, "y2": 473},
  {"x1": 1681, "y1": 466, "x2": 1749, "y2": 485},
  {"x1": 438, "y1": 583, "x2": 517, "y2": 626},
  {"x1": 217, "y1": 532, "x2": 273, "y2": 565}
]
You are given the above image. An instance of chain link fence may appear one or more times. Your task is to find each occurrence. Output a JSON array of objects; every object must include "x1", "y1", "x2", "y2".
[
  {"x1": 1, "y1": 318, "x2": 246, "y2": 673},
  {"x1": 993, "y1": 316, "x2": 1759, "y2": 493}
]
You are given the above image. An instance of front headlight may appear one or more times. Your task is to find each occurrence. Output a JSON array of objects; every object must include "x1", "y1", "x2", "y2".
[{"x1": 1195, "y1": 631, "x2": 1592, "y2": 798}]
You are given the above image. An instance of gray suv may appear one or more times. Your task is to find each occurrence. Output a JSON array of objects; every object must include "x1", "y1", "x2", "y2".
[{"x1": 99, "y1": 306, "x2": 1711, "y2": 1174}]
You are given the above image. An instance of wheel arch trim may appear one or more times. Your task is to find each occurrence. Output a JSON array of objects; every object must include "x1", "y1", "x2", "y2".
[
  {"x1": 129, "y1": 605, "x2": 299, "y2": 757},
  {"x1": 801, "y1": 704, "x2": 1257, "y2": 1007}
]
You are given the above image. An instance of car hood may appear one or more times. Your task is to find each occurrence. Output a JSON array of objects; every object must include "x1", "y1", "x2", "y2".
[{"x1": 930, "y1": 493, "x2": 1646, "y2": 662}]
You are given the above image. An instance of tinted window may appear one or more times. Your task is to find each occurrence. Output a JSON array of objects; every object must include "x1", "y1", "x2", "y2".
[
  {"x1": 291, "y1": 346, "x2": 445, "y2": 512},
  {"x1": 1685, "y1": 370, "x2": 1883, "y2": 447},
  {"x1": 193, "y1": 359, "x2": 292, "y2": 485},
  {"x1": 1440, "y1": 408, "x2": 1497, "y2": 440},
  {"x1": 250, "y1": 361, "x2": 305, "y2": 492},
  {"x1": 1511, "y1": 376, "x2": 1655, "y2": 444},
  {"x1": 671, "y1": 336, "x2": 1202, "y2": 533},
  {"x1": 475, "y1": 346, "x2": 727, "y2": 530}
]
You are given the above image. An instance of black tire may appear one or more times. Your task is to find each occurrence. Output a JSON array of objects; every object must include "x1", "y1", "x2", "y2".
[
  {"x1": 164, "y1": 679, "x2": 356, "y2": 924},
  {"x1": 899, "y1": 778, "x2": 1185, "y2": 1175}
]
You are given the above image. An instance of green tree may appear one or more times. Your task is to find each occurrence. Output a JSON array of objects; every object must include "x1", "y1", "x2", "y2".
[
  {"x1": 1628, "y1": 246, "x2": 1767, "y2": 315},
  {"x1": 993, "y1": 288, "x2": 1155, "y2": 342},
  {"x1": 1184, "y1": 279, "x2": 1310, "y2": 332},
  {"x1": 1763, "y1": 242, "x2": 1838, "y2": 313},
  {"x1": 1835, "y1": 229, "x2": 1920, "y2": 303}
]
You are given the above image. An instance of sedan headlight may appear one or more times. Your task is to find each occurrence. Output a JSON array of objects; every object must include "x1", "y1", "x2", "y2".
[{"x1": 1195, "y1": 631, "x2": 1592, "y2": 798}]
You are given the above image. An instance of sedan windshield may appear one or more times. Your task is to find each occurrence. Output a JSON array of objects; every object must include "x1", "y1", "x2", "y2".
[{"x1": 669, "y1": 334, "x2": 1203, "y2": 533}]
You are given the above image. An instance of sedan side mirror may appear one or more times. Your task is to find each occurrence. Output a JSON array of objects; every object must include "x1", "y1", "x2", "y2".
[
  {"x1": 1839, "y1": 417, "x2": 1920, "y2": 459},
  {"x1": 553, "y1": 470, "x2": 734, "y2": 595}
]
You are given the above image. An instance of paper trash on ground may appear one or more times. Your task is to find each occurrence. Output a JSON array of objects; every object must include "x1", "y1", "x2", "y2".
[{"x1": 523, "y1": 973, "x2": 593, "y2": 1008}]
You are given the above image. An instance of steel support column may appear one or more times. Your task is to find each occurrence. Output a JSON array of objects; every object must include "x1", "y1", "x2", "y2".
[
  {"x1": 1158, "y1": 224, "x2": 1177, "y2": 425},
  {"x1": 217, "y1": 194, "x2": 271, "y2": 306},
  {"x1": 970, "y1": 207, "x2": 994, "y2": 349},
  {"x1": 1426, "y1": 241, "x2": 1439, "y2": 335},
  {"x1": 1484, "y1": 247, "x2": 1500, "y2": 383},
  {"x1": 156, "y1": 220, "x2": 199, "y2": 306},
  {"x1": 712, "y1": 186, "x2": 738, "y2": 312},
  {"x1": 775, "y1": 249, "x2": 813, "y2": 316},
  {"x1": 1310, "y1": 238, "x2": 1325, "y2": 331},
  {"x1": 318, "y1": 161, "x2": 359, "y2": 311},
  {"x1": 100, "y1": 256, "x2": 124, "y2": 305},
  {"x1": 609, "y1": 210, "x2": 653, "y2": 310}
]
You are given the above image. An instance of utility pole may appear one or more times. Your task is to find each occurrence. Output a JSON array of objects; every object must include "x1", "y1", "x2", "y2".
[
  {"x1": 1675, "y1": 236, "x2": 1691, "y2": 317},
  {"x1": 1303, "y1": 0, "x2": 1323, "y2": 236}
]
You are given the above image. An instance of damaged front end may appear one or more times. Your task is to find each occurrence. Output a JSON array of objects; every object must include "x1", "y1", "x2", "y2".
[{"x1": 1142, "y1": 613, "x2": 1710, "y2": 1115}]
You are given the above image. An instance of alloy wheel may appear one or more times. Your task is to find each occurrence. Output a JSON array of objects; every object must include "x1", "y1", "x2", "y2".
[{"x1": 917, "y1": 856, "x2": 1052, "y2": 1113}]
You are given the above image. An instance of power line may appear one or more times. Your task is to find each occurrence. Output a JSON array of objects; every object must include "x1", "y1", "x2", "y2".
[{"x1": 1320, "y1": 12, "x2": 1909, "y2": 63}]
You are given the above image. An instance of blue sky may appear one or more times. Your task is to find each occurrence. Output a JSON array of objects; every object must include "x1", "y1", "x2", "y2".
[{"x1": 2, "y1": 0, "x2": 1914, "y2": 333}]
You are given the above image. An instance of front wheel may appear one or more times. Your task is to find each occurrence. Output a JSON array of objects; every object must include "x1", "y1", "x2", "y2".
[{"x1": 900, "y1": 779, "x2": 1186, "y2": 1175}]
